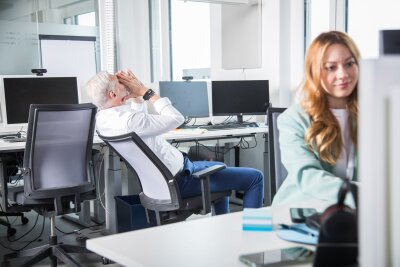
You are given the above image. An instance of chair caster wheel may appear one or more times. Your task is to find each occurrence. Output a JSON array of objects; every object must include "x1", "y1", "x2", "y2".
[
  {"x1": 7, "y1": 227, "x2": 16, "y2": 237},
  {"x1": 102, "y1": 257, "x2": 112, "y2": 265},
  {"x1": 21, "y1": 217, "x2": 29, "y2": 224}
]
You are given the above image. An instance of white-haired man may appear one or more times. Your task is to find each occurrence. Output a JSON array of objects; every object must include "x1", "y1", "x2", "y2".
[{"x1": 85, "y1": 70, "x2": 264, "y2": 214}]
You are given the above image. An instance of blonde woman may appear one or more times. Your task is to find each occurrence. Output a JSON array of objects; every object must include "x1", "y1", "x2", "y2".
[{"x1": 273, "y1": 31, "x2": 360, "y2": 206}]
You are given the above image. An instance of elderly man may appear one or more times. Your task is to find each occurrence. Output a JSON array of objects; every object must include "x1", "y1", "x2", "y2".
[{"x1": 84, "y1": 70, "x2": 264, "y2": 214}]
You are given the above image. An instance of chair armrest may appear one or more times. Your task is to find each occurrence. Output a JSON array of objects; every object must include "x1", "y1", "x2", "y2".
[
  {"x1": 192, "y1": 164, "x2": 226, "y2": 179},
  {"x1": 191, "y1": 164, "x2": 226, "y2": 215}
]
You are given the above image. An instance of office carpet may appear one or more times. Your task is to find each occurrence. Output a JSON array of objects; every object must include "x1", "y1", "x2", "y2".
[{"x1": 0, "y1": 210, "x2": 122, "y2": 267}]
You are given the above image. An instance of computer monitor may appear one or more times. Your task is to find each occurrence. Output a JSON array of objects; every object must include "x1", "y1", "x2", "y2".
[
  {"x1": 211, "y1": 80, "x2": 269, "y2": 123},
  {"x1": 0, "y1": 76, "x2": 79, "y2": 127},
  {"x1": 159, "y1": 81, "x2": 209, "y2": 118},
  {"x1": 379, "y1": 29, "x2": 400, "y2": 55}
]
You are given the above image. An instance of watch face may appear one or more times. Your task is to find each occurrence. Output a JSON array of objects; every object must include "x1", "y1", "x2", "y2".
[{"x1": 143, "y1": 89, "x2": 155, "y2": 100}]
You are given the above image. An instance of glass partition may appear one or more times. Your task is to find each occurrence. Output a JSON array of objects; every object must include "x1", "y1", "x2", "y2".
[{"x1": 0, "y1": 0, "x2": 99, "y2": 76}]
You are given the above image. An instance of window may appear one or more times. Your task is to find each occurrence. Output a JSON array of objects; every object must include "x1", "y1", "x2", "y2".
[
  {"x1": 63, "y1": 12, "x2": 96, "y2": 27},
  {"x1": 149, "y1": 0, "x2": 211, "y2": 82},
  {"x1": 64, "y1": 17, "x2": 73, "y2": 25},
  {"x1": 149, "y1": 0, "x2": 164, "y2": 82},
  {"x1": 76, "y1": 12, "x2": 96, "y2": 27},
  {"x1": 305, "y1": 0, "x2": 330, "y2": 50},
  {"x1": 170, "y1": 1, "x2": 211, "y2": 80}
]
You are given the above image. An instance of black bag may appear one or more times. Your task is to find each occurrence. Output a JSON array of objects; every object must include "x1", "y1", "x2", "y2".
[{"x1": 313, "y1": 179, "x2": 358, "y2": 267}]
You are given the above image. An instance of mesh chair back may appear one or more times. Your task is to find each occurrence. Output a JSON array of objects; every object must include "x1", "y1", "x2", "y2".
[
  {"x1": 267, "y1": 107, "x2": 287, "y2": 204},
  {"x1": 98, "y1": 132, "x2": 176, "y2": 203},
  {"x1": 23, "y1": 104, "x2": 96, "y2": 205}
]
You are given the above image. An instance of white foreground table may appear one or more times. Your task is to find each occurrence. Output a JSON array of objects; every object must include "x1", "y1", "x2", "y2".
[{"x1": 87, "y1": 204, "x2": 326, "y2": 267}]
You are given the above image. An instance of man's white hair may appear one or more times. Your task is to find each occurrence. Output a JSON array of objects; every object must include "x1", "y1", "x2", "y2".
[{"x1": 84, "y1": 71, "x2": 117, "y2": 109}]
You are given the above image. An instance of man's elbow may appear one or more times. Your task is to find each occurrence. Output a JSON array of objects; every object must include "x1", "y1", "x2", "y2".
[{"x1": 176, "y1": 114, "x2": 185, "y2": 125}]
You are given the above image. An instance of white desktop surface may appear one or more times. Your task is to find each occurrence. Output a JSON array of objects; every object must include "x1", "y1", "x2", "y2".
[
  {"x1": 0, "y1": 125, "x2": 268, "y2": 151},
  {"x1": 162, "y1": 125, "x2": 268, "y2": 141},
  {"x1": 0, "y1": 139, "x2": 25, "y2": 152},
  {"x1": 0, "y1": 135, "x2": 104, "y2": 152},
  {"x1": 87, "y1": 204, "x2": 325, "y2": 267},
  {"x1": 0, "y1": 127, "x2": 269, "y2": 234}
]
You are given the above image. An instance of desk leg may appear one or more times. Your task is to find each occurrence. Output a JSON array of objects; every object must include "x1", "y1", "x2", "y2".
[
  {"x1": 0, "y1": 159, "x2": 8, "y2": 210},
  {"x1": 62, "y1": 202, "x2": 92, "y2": 227},
  {"x1": 263, "y1": 133, "x2": 271, "y2": 206},
  {"x1": 92, "y1": 149, "x2": 105, "y2": 224},
  {"x1": 224, "y1": 142, "x2": 244, "y2": 206},
  {"x1": 104, "y1": 148, "x2": 122, "y2": 234},
  {"x1": 62, "y1": 149, "x2": 106, "y2": 226}
]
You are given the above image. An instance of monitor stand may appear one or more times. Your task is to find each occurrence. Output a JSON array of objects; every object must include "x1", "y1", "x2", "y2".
[{"x1": 236, "y1": 114, "x2": 244, "y2": 124}]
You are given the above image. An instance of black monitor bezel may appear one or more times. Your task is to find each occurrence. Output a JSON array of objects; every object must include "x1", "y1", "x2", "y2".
[
  {"x1": 211, "y1": 80, "x2": 269, "y2": 118},
  {"x1": 380, "y1": 29, "x2": 400, "y2": 55},
  {"x1": 0, "y1": 76, "x2": 79, "y2": 126}
]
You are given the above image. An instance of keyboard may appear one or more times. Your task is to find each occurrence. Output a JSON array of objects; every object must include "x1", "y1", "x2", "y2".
[
  {"x1": 3, "y1": 137, "x2": 27, "y2": 143},
  {"x1": 199, "y1": 122, "x2": 259, "y2": 131},
  {"x1": 177, "y1": 124, "x2": 202, "y2": 130},
  {"x1": 0, "y1": 133, "x2": 20, "y2": 138}
]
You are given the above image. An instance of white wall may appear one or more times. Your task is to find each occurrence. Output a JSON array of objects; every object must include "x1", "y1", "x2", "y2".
[
  {"x1": 210, "y1": 0, "x2": 304, "y2": 108},
  {"x1": 208, "y1": 0, "x2": 305, "y2": 179},
  {"x1": 210, "y1": 1, "x2": 276, "y2": 104}
]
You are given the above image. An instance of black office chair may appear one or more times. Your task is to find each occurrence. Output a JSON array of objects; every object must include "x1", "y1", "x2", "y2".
[
  {"x1": 98, "y1": 131, "x2": 231, "y2": 226},
  {"x1": 0, "y1": 156, "x2": 30, "y2": 236},
  {"x1": 3, "y1": 103, "x2": 98, "y2": 267},
  {"x1": 267, "y1": 107, "x2": 287, "y2": 205}
]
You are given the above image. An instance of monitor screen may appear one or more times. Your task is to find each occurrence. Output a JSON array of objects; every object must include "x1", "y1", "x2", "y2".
[
  {"x1": 380, "y1": 29, "x2": 400, "y2": 55},
  {"x1": 0, "y1": 76, "x2": 79, "y2": 125},
  {"x1": 159, "y1": 81, "x2": 209, "y2": 118},
  {"x1": 211, "y1": 80, "x2": 269, "y2": 123}
]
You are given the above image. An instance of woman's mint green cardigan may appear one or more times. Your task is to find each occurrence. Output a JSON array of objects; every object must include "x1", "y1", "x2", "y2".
[{"x1": 272, "y1": 104, "x2": 358, "y2": 206}]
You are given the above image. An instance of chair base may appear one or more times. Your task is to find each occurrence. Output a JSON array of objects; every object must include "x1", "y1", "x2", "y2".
[
  {"x1": 147, "y1": 190, "x2": 232, "y2": 226},
  {"x1": 0, "y1": 212, "x2": 29, "y2": 237},
  {"x1": 3, "y1": 242, "x2": 93, "y2": 267}
]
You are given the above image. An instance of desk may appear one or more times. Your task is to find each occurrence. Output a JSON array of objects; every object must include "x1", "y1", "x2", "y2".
[
  {"x1": 87, "y1": 203, "x2": 326, "y2": 267},
  {"x1": 0, "y1": 136, "x2": 104, "y2": 152},
  {"x1": 0, "y1": 137, "x2": 105, "y2": 226},
  {"x1": 163, "y1": 127, "x2": 267, "y2": 143},
  {"x1": 0, "y1": 127, "x2": 269, "y2": 234}
]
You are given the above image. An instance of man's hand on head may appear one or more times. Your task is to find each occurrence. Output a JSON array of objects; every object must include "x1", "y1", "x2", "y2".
[{"x1": 116, "y1": 69, "x2": 147, "y2": 98}]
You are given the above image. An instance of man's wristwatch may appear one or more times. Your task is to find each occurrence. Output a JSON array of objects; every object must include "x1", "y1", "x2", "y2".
[{"x1": 143, "y1": 88, "x2": 155, "y2": 101}]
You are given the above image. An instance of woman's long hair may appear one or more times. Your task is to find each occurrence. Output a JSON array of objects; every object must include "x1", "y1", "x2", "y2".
[{"x1": 301, "y1": 31, "x2": 360, "y2": 165}]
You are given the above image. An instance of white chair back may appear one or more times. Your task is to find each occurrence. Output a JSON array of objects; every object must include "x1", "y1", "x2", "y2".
[{"x1": 103, "y1": 135, "x2": 173, "y2": 202}]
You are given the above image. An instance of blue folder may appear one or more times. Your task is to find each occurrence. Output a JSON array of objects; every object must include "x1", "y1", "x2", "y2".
[{"x1": 276, "y1": 223, "x2": 319, "y2": 245}]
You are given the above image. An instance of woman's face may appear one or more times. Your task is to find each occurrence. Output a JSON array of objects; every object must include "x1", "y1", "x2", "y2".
[{"x1": 320, "y1": 43, "x2": 359, "y2": 108}]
